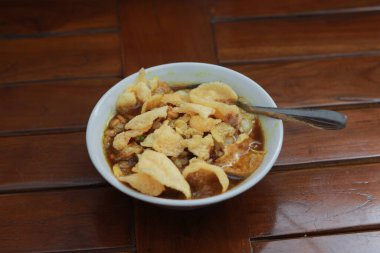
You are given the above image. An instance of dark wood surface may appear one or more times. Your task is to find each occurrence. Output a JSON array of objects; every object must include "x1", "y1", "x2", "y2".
[
  {"x1": 0, "y1": 0, "x2": 117, "y2": 36},
  {"x1": 215, "y1": 11, "x2": 380, "y2": 63},
  {"x1": 210, "y1": 0, "x2": 380, "y2": 18},
  {"x1": 1, "y1": 0, "x2": 380, "y2": 252},
  {"x1": 0, "y1": 77, "x2": 118, "y2": 132}
]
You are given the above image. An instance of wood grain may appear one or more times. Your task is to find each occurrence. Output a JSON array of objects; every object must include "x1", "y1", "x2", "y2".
[
  {"x1": 0, "y1": 77, "x2": 119, "y2": 132},
  {"x1": 215, "y1": 12, "x2": 380, "y2": 63},
  {"x1": 211, "y1": 0, "x2": 380, "y2": 19},
  {"x1": 135, "y1": 162, "x2": 380, "y2": 253},
  {"x1": 0, "y1": 187, "x2": 135, "y2": 253},
  {"x1": 230, "y1": 56, "x2": 380, "y2": 108},
  {"x1": 251, "y1": 231, "x2": 380, "y2": 253},
  {"x1": 277, "y1": 108, "x2": 380, "y2": 166},
  {"x1": 119, "y1": 0, "x2": 216, "y2": 75},
  {"x1": 0, "y1": 132, "x2": 104, "y2": 192},
  {"x1": 0, "y1": 0, "x2": 117, "y2": 36},
  {"x1": 2, "y1": 108, "x2": 379, "y2": 192},
  {"x1": 0, "y1": 33, "x2": 121, "y2": 84}
]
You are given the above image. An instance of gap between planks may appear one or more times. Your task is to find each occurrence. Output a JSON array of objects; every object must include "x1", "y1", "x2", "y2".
[
  {"x1": 47, "y1": 246, "x2": 137, "y2": 253},
  {"x1": 0, "y1": 27, "x2": 118, "y2": 40},
  {"x1": 2, "y1": 158, "x2": 380, "y2": 196},
  {"x1": 1, "y1": 102, "x2": 380, "y2": 138},
  {"x1": 212, "y1": 6, "x2": 380, "y2": 23},
  {"x1": 250, "y1": 224, "x2": 380, "y2": 243},
  {"x1": 219, "y1": 51, "x2": 380, "y2": 65}
]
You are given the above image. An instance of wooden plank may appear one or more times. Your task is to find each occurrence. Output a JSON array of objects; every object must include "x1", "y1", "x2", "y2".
[
  {"x1": 211, "y1": 0, "x2": 380, "y2": 19},
  {"x1": 0, "y1": 0, "x2": 117, "y2": 36},
  {"x1": 251, "y1": 231, "x2": 380, "y2": 253},
  {"x1": 0, "y1": 187, "x2": 135, "y2": 253},
  {"x1": 119, "y1": 0, "x2": 216, "y2": 75},
  {"x1": 0, "y1": 33, "x2": 121, "y2": 84},
  {"x1": 0, "y1": 77, "x2": 119, "y2": 132},
  {"x1": 0, "y1": 132, "x2": 104, "y2": 192},
  {"x1": 135, "y1": 162, "x2": 380, "y2": 253},
  {"x1": 230, "y1": 56, "x2": 380, "y2": 108},
  {"x1": 215, "y1": 12, "x2": 380, "y2": 63},
  {"x1": 2, "y1": 108, "x2": 379, "y2": 192},
  {"x1": 277, "y1": 108, "x2": 380, "y2": 166}
]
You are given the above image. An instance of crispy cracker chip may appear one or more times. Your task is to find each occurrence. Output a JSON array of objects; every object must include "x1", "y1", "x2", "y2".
[
  {"x1": 190, "y1": 82, "x2": 238, "y2": 103},
  {"x1": 125, "y1": 106, "x2": 168, "y2": 132},
  {"x1": 189, "y1": 115, "x2": 221, "y2": 133},
  {"x1": 134, "y1": 81, "x2": 151, "y2": 103},
  {"x1": 112, "y1": 164, "x2": 123, "y2": 178},
  {"x1": 172, "y1": 102, "x2": 215, "y2": 118},
  {"x1": 112, "y1": 130, "x2": 144, "y2": 150},
  {"x1": 173, "y1": 119, "x2": 202, "y2": 138},
  {"x1": 175, "y1": 90, "x2": 190, "y2": 102},
  {"x1": 119, "y1": 172, "x2": 165, "y2": 196},
  {"x1": 189, "y1": 83, "x2": 241, "y2": 125},
  {"x1": 152, "y1": 81, "x2": 173, "y2": 95},
  {"x1": 162, "y1": 92, "x2": 186, "y2": 106},
  {"x1": 148, "y1": 77, "x2": 159, "y2": 90},
  {"x1": 141, "y1": 94, "x2": 163, "y2": 113},
  {"x1": 183, "y1": 158, "x2": 229, "y2": 192},
  {"x1": 186, "y1": 134, "x2": 214, "y2": 160},
  {"x1": 119, "y1": 142, "x2": 144, "y2": 159},
  {"x1": 135, "y1": 149, "x2": 191, "y2": 198},
  {"x1": 173, "y1": 119, "x2": 188, "y2": 135},
  {"x1": 116, "y1": 91, "x2": 137, "y2": 113},
  {"x1": 140, "y1": 121, "x2": 186, "y2": 157},
  {"x1": 210, "y1": 122, "x2": 236, "y2": 144}
]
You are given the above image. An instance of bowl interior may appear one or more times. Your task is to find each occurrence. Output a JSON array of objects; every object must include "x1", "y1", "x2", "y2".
[{"x1": 86, "y1": 62, "x2": 283, "y2": 208}]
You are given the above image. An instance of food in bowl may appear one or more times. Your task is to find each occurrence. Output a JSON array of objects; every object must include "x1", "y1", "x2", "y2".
[{"x1": 103, "y1": 69, "x2": 265, "y2": 199}]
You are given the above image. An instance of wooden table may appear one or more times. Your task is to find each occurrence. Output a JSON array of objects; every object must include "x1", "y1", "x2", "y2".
[{"x1": 1, "y1": 1, "x2": 380, "y2": 252}]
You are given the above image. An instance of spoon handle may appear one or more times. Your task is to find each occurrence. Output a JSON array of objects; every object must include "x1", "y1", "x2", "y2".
[{"x1": 237, "y1": 102, "x2": 347, "y2": 130}]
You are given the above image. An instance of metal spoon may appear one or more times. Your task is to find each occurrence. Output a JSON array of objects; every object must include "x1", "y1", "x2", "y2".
[
  {"x1": 172, "y1": 83, "x2": 347, "y2": 130},
  {"x1": 236, "y1": 100, "x2": 347, "y2": 130}
]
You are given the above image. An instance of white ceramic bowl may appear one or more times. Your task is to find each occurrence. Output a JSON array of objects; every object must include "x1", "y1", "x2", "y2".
[{"x1": 86, "y1": 62, "x2": 283, "y2": 209}]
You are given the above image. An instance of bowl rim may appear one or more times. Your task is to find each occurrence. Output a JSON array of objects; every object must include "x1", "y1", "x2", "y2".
[{"x1": 86, "y1": 62, "x2": 283, "y2": 207}]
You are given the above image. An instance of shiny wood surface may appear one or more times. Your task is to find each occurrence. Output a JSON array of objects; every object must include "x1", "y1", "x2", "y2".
[
  {"x1": 215, "y1": 12, "x2": 380, "y2": 63},
  {"x1": 251, "y1": 231, "x2": 380, "y2": 253},
  {"x1": 0, "y1": 33, "x2": 121, "y2": 84},
  {"x1": 211, "y1": 0, "x2": 380, "y2": 18},
  {"x1": 1, "y1": 0, "x2": 380, "y2": 252},
  {"x1": 0, "y1": 77, "x2": 118, "y2": 132},
  {"x1": 230, "y1": 56, "x2": 380, "y2": 108},
  {"x1": 0, "y1": 187, "x2": 134, "y2": 252},
  {"x1": 0, "y1": 0, "x2": 117, "y2": 35}
]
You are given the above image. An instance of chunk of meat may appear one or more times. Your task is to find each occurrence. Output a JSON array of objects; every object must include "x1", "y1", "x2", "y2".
[
  {"x1": 215, "y1": 134, "x2": 249, "y2": 167},
  {"x1": 223, "y1": 150, "x2": 265, "y2": 178}
]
